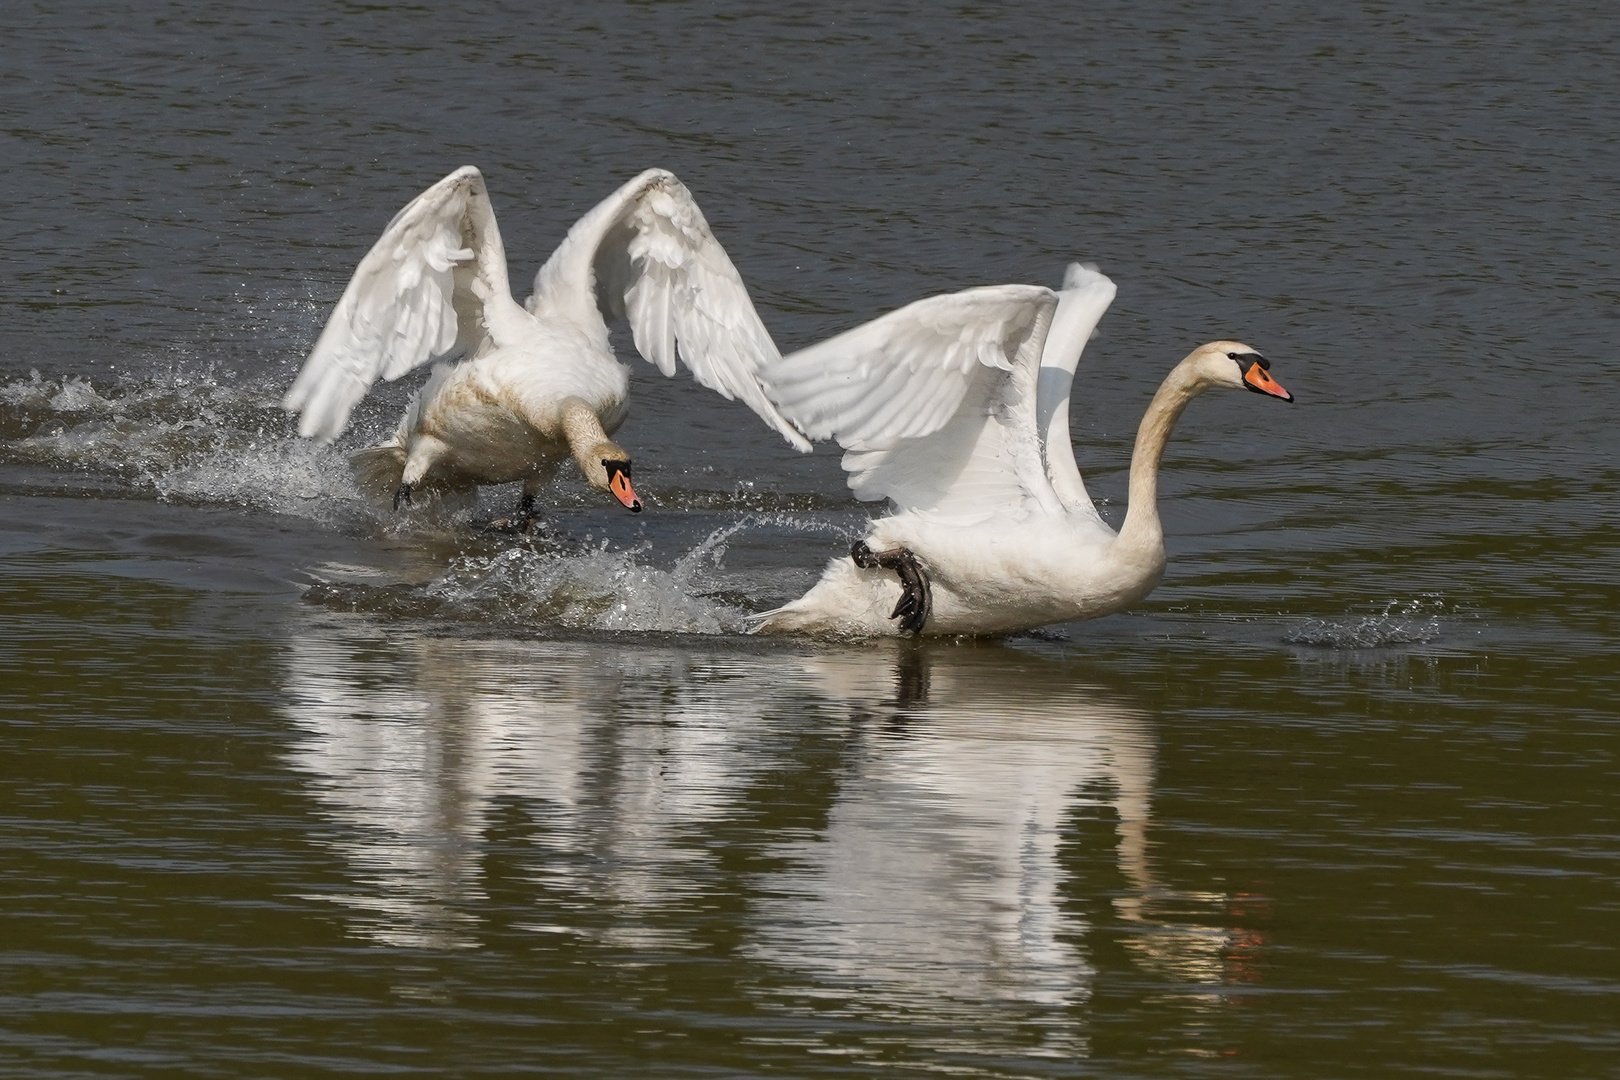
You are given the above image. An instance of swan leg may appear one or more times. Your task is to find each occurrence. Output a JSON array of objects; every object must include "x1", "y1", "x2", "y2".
[
  {"x1": 517, "y1": 488, "x2": 539, "y2": 534},
  {"x1": 851, "y1": 540, "x2": 932, "y2": 635},
  {"x1": 489, "y1": 488, "x2": 542, "y2": 534},
  {"x1": 393, "y1": 482, "x2": 413, "y2": 511}
]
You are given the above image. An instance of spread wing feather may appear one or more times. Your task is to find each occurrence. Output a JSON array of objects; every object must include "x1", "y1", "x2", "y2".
[
  {"x1": 530, "y1": 169, "x2": 810, "y2": 451},
  {"x1": 1035, "y1": 263, "x2": 1118, "y2": 518},
  {"x1": 282, "y1": 166, "x2": 511, "y2": 442},
  {"x1": 765, "y1": 286, "x2": 1051, "y2": 451},
  {"x1": 765, "y1": 285, "x2": 1064, "y2": 520}
]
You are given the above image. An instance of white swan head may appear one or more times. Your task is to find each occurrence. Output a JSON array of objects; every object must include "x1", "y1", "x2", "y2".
[
  {"x1": 582, "y1": 441, "x2": 642, "y2": 512},
  {"x1": 1186, "y1": 340, "x2": 1293, "y2": 402}
]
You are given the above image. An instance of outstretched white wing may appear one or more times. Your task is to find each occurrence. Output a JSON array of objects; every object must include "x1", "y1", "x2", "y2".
[
  {"x1": 529, "y1": 169, "x2": 810, "y2": 451},
  {"x1": 766, "y1": 284, "x2": 1060, "y2": 521},
  {"x1": 282, "y1": 166, "x2": 514, "y2": 442},
  {"x1": 766, "y1": 265, "x2": 1116, "y2": 523}
]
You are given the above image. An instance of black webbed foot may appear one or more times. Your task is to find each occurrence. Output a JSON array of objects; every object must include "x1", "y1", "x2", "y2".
[
  {"x1": 851, "y1": 540, "x2": 933, "y2": 636},
  {"x1": 850, "y1": 539, "x2": 880, "y2": 571},
  {"x1": 393, "y1": 482, "x2": 414, "y2": 511}
]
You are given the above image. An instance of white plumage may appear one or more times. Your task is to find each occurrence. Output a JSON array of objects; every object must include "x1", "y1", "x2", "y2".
[
  {"x1": 283, "y1": 166, "x2": 808, "y2": 517},
  {"x1": 753, "y1": 264, "x2": 1293, "y2": 637}
]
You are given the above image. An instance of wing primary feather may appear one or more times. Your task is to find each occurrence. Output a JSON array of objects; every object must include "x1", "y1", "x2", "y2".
[
  {"x1": 282, "y1": 166, "x2": 505, "y2": 443},
  {"x1": 547, "y1": 169, "x2": 809, "y2": 451},
  {"x1": 765, "y1": 281, "x2": 1069, "y2": 515}
]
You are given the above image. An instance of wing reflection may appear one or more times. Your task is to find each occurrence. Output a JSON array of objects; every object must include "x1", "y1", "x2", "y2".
[
  {"x1": 743, "y1": 648, "x2": 1234, "y2": 1052},
  {"x1": 279, "y1": 613, "x2": 1249, "y2": 1034},
  {"x1": 281, "y1": 615, "x2": 792, "y2": 950}
]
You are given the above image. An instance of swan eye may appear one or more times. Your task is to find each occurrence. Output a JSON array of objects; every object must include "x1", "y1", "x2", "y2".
[{"x1": 1227, "y1": 350, "x2": 1269, "y2": 371}]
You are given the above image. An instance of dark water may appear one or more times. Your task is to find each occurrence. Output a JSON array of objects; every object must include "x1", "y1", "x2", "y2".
[{"x1": 3, "y1": 2, "x2": 1618, "y2": 1076}]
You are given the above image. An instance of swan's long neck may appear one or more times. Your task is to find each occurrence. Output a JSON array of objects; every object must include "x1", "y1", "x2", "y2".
[
  {"x1": 560, "y1": 398, "x2": 612, "y2": 474},
  {"x1": 1115, "y1": 359, "x2": 1207, "y2": 559}
]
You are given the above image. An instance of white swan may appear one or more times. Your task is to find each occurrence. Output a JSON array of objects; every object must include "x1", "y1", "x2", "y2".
[
  {"x1": 282, "y1": 167, "x2": 809, "y2": 521},
  {"x1": 752, "y1": 263, "x2": 1293, "y2": 637}
]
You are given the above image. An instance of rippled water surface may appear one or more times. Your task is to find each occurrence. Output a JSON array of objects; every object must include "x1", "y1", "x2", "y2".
[{"x1": 3, "y1": 2, "x2": 1618, "y2": 1076}]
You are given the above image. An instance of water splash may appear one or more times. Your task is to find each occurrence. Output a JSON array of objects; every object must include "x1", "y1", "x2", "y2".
[
  {"x1": 1, "y1": 367, "x2": 376, "y2": 522},
  {"x1": 442, "y1": 521, "x2": 762, "y2": 632},
  {"x1": 1283, "y1": 597, "x2": 1448, "y2": 649},
  {"x1": 305, "y1": 514, "x2": 857, "y2": 635},
  {"x1": 1, "y1": 368, "x2": 854, "y2": 525},
  {"x1": 4, "y1": 367, "x2": 862, "y2": 634},
  {"x1": 307, "y1": 522, "x2": 763, "y2": 633}
]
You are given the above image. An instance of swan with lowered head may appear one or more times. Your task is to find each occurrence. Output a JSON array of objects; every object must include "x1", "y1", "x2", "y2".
[
  {"x1": 282, "y1": 167, "x2": 810, "y2": 523},
  {"x1": 751, "y1": 263, "x2": 1293, "y2": 637}
]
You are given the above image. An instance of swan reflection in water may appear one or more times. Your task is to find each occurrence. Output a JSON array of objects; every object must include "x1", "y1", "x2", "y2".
[
  {"x1": 280, "y1": 612, "x2": 1252, "y2": 1042},
  {"x1": 282, "y1": 617, "x2": 782, "y2": 952}
]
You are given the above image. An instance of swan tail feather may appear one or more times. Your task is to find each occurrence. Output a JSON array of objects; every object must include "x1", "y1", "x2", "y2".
[{"x1": 349, "y1": 443, "x2": 408, "y2": 499}]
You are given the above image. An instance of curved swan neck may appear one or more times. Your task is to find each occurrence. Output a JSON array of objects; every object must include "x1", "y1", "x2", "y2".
[
  {"x1": 561, "y1": 398, "x2": 612, "y2": 473},
  {"x1": 1116, "y1": 359, "x2": 1206, "y2": 554}
]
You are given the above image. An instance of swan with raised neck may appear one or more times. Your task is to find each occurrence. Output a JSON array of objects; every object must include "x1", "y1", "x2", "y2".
[
  {"x1": 753, "y1": 265, "x2": 1293, "y2": 638},
  {"x1": 1115, "y1": 340, "x2": 1290, "y2": 559}
]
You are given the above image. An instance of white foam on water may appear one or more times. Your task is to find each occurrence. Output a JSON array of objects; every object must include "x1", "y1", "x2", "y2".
[
  {"x1": 5, "y1": 366, "x2": 867, "y2": 633},
  {"x1": 328, "y1": 513, "x2": 851, "y2": 635},
  {"x1": 1, "y1": 368, "x2": 848, "y2": 525},
  {"x1": 1283, "y1": 596, "x2": 1448, "y2": 649},
  {"x1": 421, "y1": 519, "x2": 767, "y2": 634},
  {"x1": 1, "y1": 367, "x2": 374, "y2": 524}
]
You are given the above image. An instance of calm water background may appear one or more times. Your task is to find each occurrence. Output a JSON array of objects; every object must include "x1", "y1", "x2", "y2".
[{"x1": 3, "y1": 1, "x2": 1618, "y2": 1076}]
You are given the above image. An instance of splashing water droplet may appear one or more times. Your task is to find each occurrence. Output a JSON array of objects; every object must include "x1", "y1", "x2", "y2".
[{"x1": 1283, "y1": 596, "x2": 1448, "y2": 649}]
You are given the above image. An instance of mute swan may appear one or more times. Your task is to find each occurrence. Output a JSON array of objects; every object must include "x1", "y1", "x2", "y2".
[
  {"x1": 282, "y1": 167, "x2": 809, "y2": 522},
  {"x1": 751, "y1": 264, "x2": 1293, "y2": 638}
]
